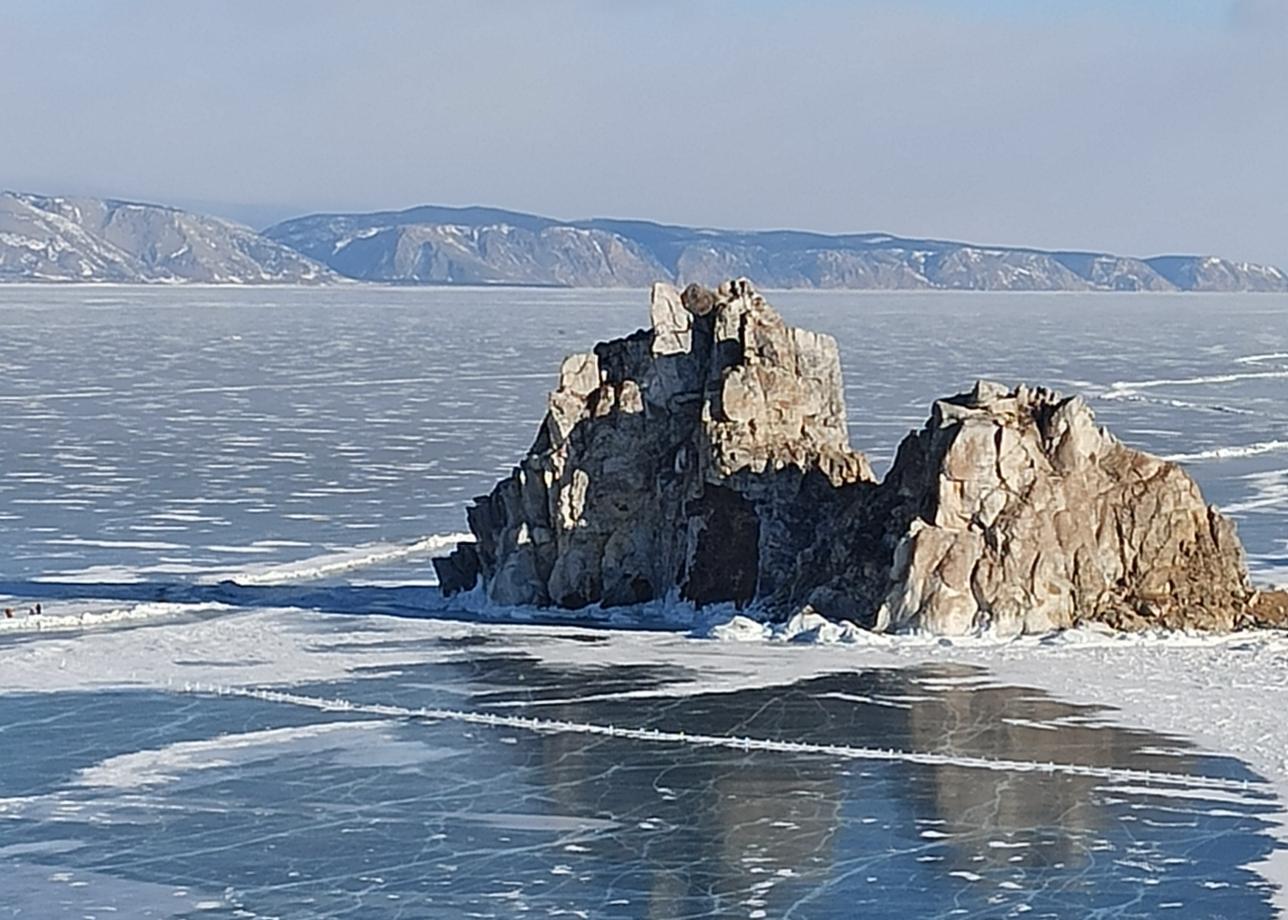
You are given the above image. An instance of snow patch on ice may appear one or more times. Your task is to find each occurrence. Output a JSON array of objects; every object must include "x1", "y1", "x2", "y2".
[
  {"x1": 707, "y1": 611, "x2": 897, "y2": 645},
  {"x1": 64, "y1": 719, "x2": 459, "y2": 798},
  {"x1": 0, "y1": 601, "x2": 232, "y2": 634},
  {"x1": 205, "y1": 532, "x2": 471, "y2": 585},
  {"x1": 75, "y1": 721, "x2": 392, "y2": 789}
]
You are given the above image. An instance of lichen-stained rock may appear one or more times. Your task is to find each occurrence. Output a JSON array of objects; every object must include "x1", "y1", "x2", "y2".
[
  {"x1": 434, "y1": 279, "x2": 873, "y2": 609},
  {"x1": 775, "y1": 381, "x2": 1255, "y2": 635}
]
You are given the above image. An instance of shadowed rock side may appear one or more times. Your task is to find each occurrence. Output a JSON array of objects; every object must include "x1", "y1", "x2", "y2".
[{"x1": 438, "y1": 280, "x2": 1280, "y2": 635}]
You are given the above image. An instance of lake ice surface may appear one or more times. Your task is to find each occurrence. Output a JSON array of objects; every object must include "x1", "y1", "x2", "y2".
[{"x1": 1, "y1": 286, "x2": 1286, "y2": 918}]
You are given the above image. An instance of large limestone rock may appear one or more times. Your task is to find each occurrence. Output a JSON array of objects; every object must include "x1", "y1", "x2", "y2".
[
  {"x1": 775, "y1": 381, "x2": 1254, "y2": 635},
  {"x1": 435, "y1": 278, "x2": 872, "y2": 610},
  {"x1": 438, "y1": 280, "x2": 1270, "y2": 635}
]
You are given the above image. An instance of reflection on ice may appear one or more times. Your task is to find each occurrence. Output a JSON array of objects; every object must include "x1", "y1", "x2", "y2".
[{"x1": 0, "y1": 656, "x2": 1280, "y2": 918}]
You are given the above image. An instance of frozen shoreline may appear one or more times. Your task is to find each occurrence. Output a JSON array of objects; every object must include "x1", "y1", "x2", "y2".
[{"x1": 1, "y1": 589, "x2": 1285, "y2": 911}]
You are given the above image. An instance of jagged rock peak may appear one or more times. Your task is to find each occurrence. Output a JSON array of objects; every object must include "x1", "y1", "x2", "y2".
[{"x1": 434, "y1": 279, "x2": 873, "y2": 609}]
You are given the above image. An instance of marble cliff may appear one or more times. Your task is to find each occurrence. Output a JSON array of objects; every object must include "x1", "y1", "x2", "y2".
[{"x1": 435, "y1": 280, "x2": 1284, "y2": 635}]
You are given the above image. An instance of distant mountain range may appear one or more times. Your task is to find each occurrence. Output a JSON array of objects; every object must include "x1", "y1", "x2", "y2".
[
  {"x1": 0, "y1": 192, "x2": 332, "y2": 284},
  {"x1": 3, "y1": 191, "x2": 1286, "y2": 292}
]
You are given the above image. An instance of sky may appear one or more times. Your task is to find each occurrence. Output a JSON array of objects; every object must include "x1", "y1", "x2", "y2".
[{"x1": 1, "y1": 0, "x2": 1286, "y2": 264}]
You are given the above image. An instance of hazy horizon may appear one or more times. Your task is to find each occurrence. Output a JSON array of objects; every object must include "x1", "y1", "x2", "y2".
[{"x1": 3, "y1": 1, "x2": 1286, "y2": 264}]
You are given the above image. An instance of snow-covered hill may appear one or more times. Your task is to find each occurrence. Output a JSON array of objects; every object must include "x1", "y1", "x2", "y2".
[
  {"x1": 4, "y1": 190, "x2": 1285, "y2": 291},
  {"x1": 266, "y1": 204, "x2": 1288, "y2": 292},
  {"x1": 0, "y1": 192, "x2": 334, "y2": 284}
]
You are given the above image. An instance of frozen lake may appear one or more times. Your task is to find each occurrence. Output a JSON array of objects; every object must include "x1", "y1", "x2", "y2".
[
  {"x1": 1, "y1": 286, "x2": 1287, "y2": 917},
  {"x1": 1, "y1": 286, "x2": 1285, "y2": 587},
  {"x1": 0, "y1": 652, "x2": 1282, "y2": 918}
]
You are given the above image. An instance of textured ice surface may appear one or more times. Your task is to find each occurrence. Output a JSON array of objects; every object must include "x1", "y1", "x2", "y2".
[
  {"x1": 0, "y1": 652, "x2": 1282, "y2": 918},
  {"x1": 1, "y1": 286, "x2": 1286, "y2": 587},
  {"x1": 1, "y1": 286, "x2": 1287, "y2": 917}
]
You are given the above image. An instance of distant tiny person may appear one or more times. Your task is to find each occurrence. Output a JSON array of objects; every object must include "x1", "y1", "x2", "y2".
[
  {"x1": 35, "y1": 603, "x2": 42, "y2": 615},
  {"x1": 3, "y1": 608, "x2": 11, "y2": 619}
]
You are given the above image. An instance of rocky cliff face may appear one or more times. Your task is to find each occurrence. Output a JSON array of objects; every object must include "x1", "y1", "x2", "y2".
[
  {"x1": 0, "y1": 193, "x2": 333, "y2": 284},
  {"x1": 438, "y1": 280, "x2": 1275, "y2": 635},
  {"x1": 434, "y1": 279, "x2": 872, "y2": 609}
]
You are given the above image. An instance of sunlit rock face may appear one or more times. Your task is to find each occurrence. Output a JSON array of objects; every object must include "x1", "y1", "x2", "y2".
[
  {"x1": 438, "y1": 280, "x2": 1264, "y2": 635},
  {"x1": 779, "y1": 381, "x2": 1254, "y2": 635},
  {"x1": 884, "y1": 383, "x2": 1250, "y2": 634},
  {"x1": 433, "y1": 278, "x2": 872, "y2": 609}
]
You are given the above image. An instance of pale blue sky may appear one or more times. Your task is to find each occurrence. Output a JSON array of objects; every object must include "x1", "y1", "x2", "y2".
[{"x1": 2, "y1": 1, "x2": 1285, "y2": 264}]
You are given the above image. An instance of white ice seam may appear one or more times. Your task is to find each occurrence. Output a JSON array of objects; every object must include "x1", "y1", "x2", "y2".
[
  {"x1": 225, "y1": 532, "x2": 470, "y2": 585},
  {"x1": 1163, "y1": 440, "x2": 1288, "y2": 463},
  {"x1": 1104, "y1": 370, "x2": 1288, "y2": 398},
  {"x1": 189, "y1": 684, "x2": 1270, "y2": 796}
]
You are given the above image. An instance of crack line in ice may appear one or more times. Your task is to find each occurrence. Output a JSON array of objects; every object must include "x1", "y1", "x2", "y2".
[
  {"x1": 0, "y1": 373, "x2": 553, "y2": 403},
  {"x1": 189, "y1": 684, "x2": 1270, "y2": 796}
]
